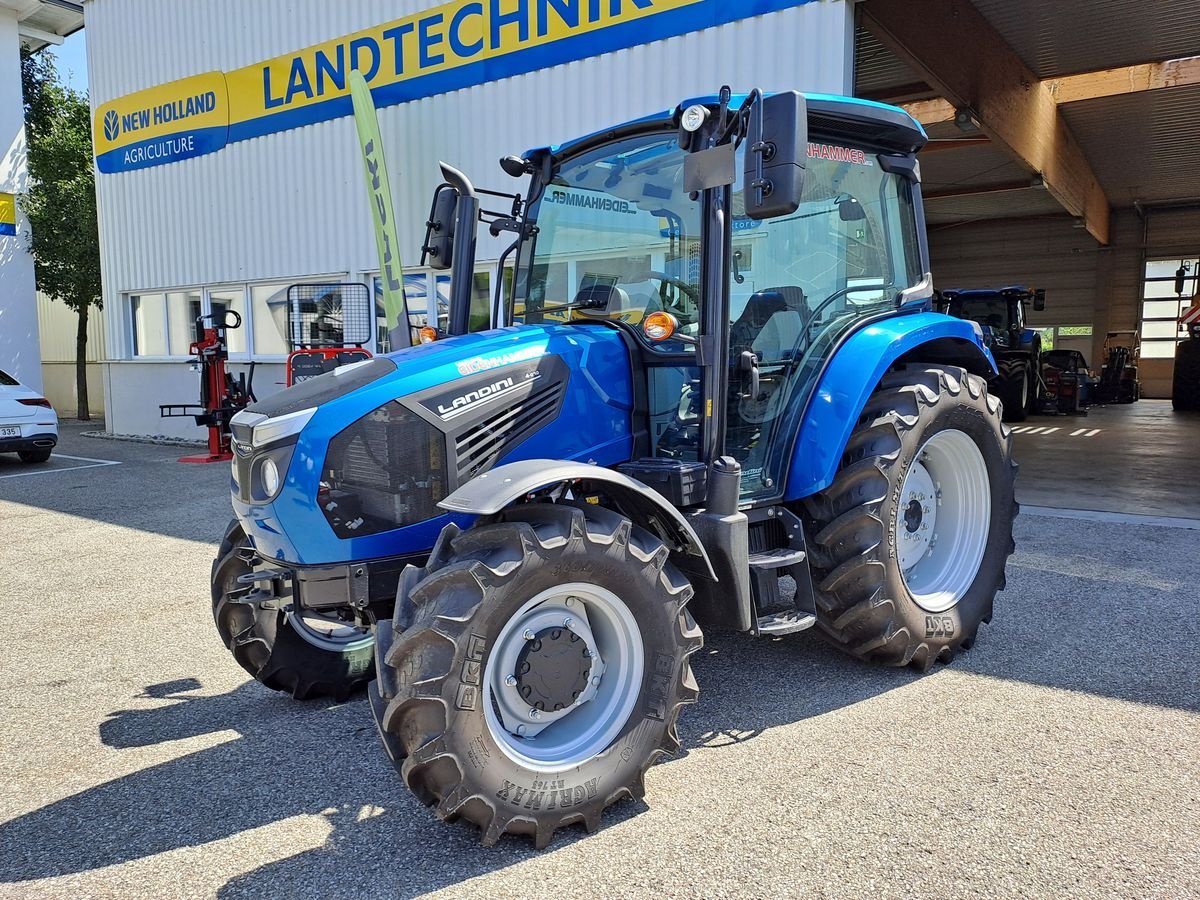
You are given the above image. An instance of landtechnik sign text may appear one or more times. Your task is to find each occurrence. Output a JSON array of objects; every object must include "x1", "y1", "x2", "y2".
[{"x1": 93, "y1": 0, "x2": 817, "y2": 174}]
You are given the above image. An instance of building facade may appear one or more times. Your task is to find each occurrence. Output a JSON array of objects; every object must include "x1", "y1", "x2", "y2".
[{"x1": 87, "y1": 0, "x2": 855, "y2": 437}]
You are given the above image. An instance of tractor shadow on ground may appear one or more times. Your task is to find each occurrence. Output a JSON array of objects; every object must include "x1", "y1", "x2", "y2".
[{"x1": 0, "y1": 632, "x2": 902, "y2": 896}]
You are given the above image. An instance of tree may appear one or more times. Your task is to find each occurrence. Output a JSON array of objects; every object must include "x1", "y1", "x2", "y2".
[{"x1": 19, "y1": 49, "x2": 102, "y2": 421}]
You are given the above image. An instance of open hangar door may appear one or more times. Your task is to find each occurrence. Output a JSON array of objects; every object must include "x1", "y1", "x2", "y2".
[{"x1": 854, "y1": 0, "x2": 1200, "y2": 520}]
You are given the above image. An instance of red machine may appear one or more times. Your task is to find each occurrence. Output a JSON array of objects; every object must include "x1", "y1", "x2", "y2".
[
  {"x1": 282, "y1": 283, "x2": 373, "y2": 385},
  {"x1": 160, "y1": 311, "x2": 256, "y2": 463}
]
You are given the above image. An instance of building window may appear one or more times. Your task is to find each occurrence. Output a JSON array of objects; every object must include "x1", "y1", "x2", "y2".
[
  {"x1": 125, "y1": 277, "x2": 348, "y2": 359},
  {"x1": 1141, "y1": 258, "x2": 1198, "y2": 360},
  {"x1": 129, "y1": 293, "x2": 168, "y2": 357},
  {"x1": 249, "y1": 283, "x2": 294, "y2": 357},
  {"x1": 166, "y1": 291, "x2": 203, "y2": 355}
]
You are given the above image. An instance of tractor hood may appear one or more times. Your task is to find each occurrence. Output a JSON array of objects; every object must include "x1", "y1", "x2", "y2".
[{"x1": 234, "y1": 323, "x2": 637, "y2": 564}]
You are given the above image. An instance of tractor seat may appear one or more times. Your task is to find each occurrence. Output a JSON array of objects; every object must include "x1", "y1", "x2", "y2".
[{"x1": 731, "y1": 287, "x2": 807, "y2": 360}]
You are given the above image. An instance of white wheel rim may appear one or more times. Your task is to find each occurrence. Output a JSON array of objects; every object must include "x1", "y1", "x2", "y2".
[
  {"x1": 483, "y1": 582, "x2": 645, "y2": 773},
  {"x1": 1020, "y1": 371, "x2": 1029, "y2": 408},
  {"x1": 896, "y1": 429, "x2": 992, "y2": 613},
  {"x1": 287, "y1": 610, "x2": 373, "y2": 652}
]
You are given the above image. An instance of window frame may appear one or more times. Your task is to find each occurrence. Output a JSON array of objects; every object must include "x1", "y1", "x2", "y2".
[
  {"x1": 1139, "y1": 258, "x2": 1197, "y2": 360},
  {"x1": 123, "y1": 274, "x2": 349, "y2": 360}
]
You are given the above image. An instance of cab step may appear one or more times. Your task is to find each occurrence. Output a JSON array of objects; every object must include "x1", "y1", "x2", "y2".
[
  {"x1": 755, "y1": 609, "x2": 817, "y2": 636},
  {"x1": 748, "y1": 547, "x2": 807, "y2": 569}
]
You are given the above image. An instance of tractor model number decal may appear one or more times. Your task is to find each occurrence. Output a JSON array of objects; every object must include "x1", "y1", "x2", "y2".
[
  {"x1": 455, "y1": 633, "x2": 487, "y2": 711},
  {"x1": 925, "y1": 616, "x2": 955, "y2": 639},
  {"x1": 496, "y1": 776, "x2": 599, "y2": 811},
  {"x1": 455, "y1": 345, "x2": 542, "y2": 376}
]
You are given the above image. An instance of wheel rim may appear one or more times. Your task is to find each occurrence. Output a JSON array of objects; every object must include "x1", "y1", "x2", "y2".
[
  {"x1": 484, "y1": 582, "x2": 645, "y2": 773},
  {"x1": 287, "y1": 609, "x2": 373, "y2": 652},
  {"x1": 225, "y1": 541, "x2": 372, "y2": 653},
  {"x1": 895, "y1": 429, "x2": 992, "y2": 613},
  {"x1": 1020, "y1": 370, "x2": 1029, "y2": 408}
]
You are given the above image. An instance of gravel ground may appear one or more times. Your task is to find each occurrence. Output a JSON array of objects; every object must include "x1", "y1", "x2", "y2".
[{"x1": 1, "y1": 424, "x2": 1197, "y2": 898}]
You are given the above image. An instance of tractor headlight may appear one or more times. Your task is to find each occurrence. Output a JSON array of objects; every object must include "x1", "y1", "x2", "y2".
[
  {"x1": 229, "y1": 406, "x2": 317, "y2": 503},
  {"x1": 680, "y1": 104, "x2": 709, "y2": 133},
  {"x1": 260, "y1": 457, "x2": 281, "y2": 496},
  {"x1": 248, "y1": 407, "x2": 317, "y2": 448}
]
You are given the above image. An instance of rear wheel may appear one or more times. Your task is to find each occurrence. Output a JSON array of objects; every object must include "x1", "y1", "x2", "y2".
[
  {"x1": 804, "y1": 364, "x2": 1018, "y2": 669},
  {"x1": 995, "y1": 358, "x2": 1029, "y2": 422},
  {"x1": 370, "y1": 503, "x2": 701, "y2": 848},
  {"x1": 1174, "y1": 339, "x2": 1200, "y2": 411},
  {"x1": 18, "y1": 448, "x2": 51, "y2": 463},
  {"x1": 211, "y1": 518, "x2": 374, "y2": 700}
]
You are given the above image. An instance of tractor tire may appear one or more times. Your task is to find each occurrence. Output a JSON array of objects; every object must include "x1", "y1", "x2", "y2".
[
  {"x1": 1173, "y1": 339, "x2": 1200, "y2": 411},
  {"x1": 370, "y1": 503, "x2": 702, "y2": 849},
  {"x1": 211, "y1": 518, "x2": 374, "y2": 700},
  {"x1": 803, "y1": 364, "x2": 1018, "y2": 670},
  {"x1": 995, "y1": 358, "x2": 1029, "y2": 422}
]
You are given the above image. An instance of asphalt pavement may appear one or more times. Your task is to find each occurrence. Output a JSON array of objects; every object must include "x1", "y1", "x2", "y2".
[{"x1": 0, "y1": 424, "x2": 1197, "y2": 898}]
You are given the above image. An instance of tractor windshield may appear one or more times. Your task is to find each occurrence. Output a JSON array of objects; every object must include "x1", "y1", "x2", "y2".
[
  {"x1": 952, "y1": 295, "x2": 1010, "y2": 329},
  {"x1": 512, "y1": 133, "x2": 702, "y2": 333}
]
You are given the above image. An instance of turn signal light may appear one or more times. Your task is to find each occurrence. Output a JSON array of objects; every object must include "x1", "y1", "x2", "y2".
[
  {"x1": 18, "y1": 398, "x2": 51, "y2": 408},
  {"x1": 642, "y1": 311, "x2": 678, "y2": 342},
  {"x1": 419, "y1": 326, "x2": 439, "y2": 344}
]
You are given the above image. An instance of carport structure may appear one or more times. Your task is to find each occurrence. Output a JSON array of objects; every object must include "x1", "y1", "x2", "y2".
[{"x1": 856, "y1": 0, "x2": 1200, "y2": 397}]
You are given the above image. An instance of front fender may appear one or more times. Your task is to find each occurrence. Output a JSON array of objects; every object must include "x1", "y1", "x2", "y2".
[
  {"x1": 783, "y1": 312, "x2": 994, "y2": 501},
  {"x1": 439, "y1": 458, "x2": 717, "y2": 580}
]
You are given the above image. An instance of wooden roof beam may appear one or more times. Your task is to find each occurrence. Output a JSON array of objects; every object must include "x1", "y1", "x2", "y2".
[
  {"x1": 864, "y1": 0, "x2": 1111, "y2": 244},
  {"x1": 1045, "y1": 56, "x2": 1200, "y2": 104}
]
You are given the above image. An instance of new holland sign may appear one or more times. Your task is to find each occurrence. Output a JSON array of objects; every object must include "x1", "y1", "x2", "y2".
[{"x1": 93, "y1": 0, "x2": 817, "y2": 174}]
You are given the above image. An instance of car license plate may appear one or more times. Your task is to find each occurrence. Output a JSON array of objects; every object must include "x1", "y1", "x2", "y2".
[{"x1": 0, "y1": 426, "x2": 20, "y2": 438}]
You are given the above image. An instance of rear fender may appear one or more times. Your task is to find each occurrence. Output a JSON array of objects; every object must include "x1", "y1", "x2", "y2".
[{"x1": 783, "y1": 312, "x2": 995, "y2": 501}]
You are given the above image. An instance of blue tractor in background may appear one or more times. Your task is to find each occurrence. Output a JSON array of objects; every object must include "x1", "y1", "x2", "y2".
[
  {"x1": 212, "y1": 88, "x2": 1018, "y2": 848},
  {"x1": 936, "y1": 286, "x2": 1046, "y2": 422}
]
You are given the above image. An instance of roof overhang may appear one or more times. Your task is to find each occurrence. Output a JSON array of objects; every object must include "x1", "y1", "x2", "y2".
[{"x1": 0, "y1": 0, "x2": 84, "y2": 52}]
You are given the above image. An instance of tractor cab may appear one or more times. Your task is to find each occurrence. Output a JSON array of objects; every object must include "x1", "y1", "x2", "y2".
[
  {"x1": 937, "y1": 286, "x2": 1045, "y2": 353},
  {"x1": 426, "y1": 89, "x2": 934, "y2": 500}
]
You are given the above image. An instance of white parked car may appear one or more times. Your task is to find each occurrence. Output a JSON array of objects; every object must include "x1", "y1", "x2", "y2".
[{"x1": 0, "y1": 368, "x2": 58, "y2": 463}]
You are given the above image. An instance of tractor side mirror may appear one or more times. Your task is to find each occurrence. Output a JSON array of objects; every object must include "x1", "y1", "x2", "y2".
[
  {"x1": 744, "y1": 91, "x2": 807, "y2": 220},
  {"x1": 1175, "y1": 266, "x2": 1188, "y2": 296},
  {"x1": 1033, "y1": 288, "x2": 1046, "y2": 312},
  {"x1": 422, "y1": 184, "x2": 458, "y2": 271}
]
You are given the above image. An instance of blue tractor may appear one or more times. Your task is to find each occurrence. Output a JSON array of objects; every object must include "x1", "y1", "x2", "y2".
[
  {"x1": 212, "y1": 88, "x2": 1018, "y2": 847},
  {"x1": 936, "y1": 287, "x2": 1046, "y2": 422}
]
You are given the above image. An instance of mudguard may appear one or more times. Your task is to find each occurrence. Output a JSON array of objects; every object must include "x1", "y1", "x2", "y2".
[
  {"x1": 440, "y1": 458, "x2": 718, "y2": 580},
  {"x1": 783, "y1": 311, "x2": 995, "y2": 501}
]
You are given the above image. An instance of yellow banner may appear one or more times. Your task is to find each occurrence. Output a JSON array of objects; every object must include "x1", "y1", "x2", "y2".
[
  {"x1": 225, "y1": 0, "x2": 700, "y2": 129},
  {"x1": 0, "y1": 192, "x2": 16, "y2": 235},
  {"x1": 93, "y1": 72, "x2": 229, "y2": 173}
]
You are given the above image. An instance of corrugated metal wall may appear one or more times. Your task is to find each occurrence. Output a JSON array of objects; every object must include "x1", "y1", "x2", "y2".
[
  {"x1": 88, "y1": 0, "x2": 854, "y2": 367},
  {"x1": 929, "y1": 216, "x2": 1110, "y2": 327},
  {"x1": 37, "y1": 292, "x2": 105, "y2": 363}
]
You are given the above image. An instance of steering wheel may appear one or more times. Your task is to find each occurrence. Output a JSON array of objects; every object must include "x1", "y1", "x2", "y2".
[{"x1": 642, "y1": 271, "x2": 699, "y2": 319}]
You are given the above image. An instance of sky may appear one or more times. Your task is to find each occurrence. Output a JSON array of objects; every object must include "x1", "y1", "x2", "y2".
[{"x1": 47, "y1": 29, "x2": 88, "y2": 95}]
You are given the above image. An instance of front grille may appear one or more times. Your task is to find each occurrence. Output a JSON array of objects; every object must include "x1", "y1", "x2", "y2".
[
  {"x1": 322, "y1": 401, "x2": 448, "y2": 539},
  {"x1": 454, "y1": 381, "x2": 566, "y2": 480}
]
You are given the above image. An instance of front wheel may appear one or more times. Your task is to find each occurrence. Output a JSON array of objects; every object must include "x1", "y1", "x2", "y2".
[
  {"x1": 370, "y1": 503, "x2": 701, "y2": 848},
  {"x1": 211, "y1": 518, "x2": 374, "y2": 700},
  {"x1": 804, "y1": 364, "x2": 1018, "y2": 669}
]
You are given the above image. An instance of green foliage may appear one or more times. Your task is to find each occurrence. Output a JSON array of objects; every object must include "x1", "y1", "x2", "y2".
[{"x1": 19, "y1": 49, "x2": 102, "y2": 315}]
